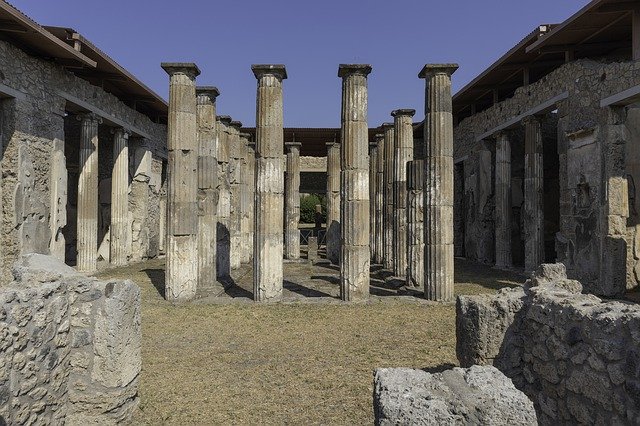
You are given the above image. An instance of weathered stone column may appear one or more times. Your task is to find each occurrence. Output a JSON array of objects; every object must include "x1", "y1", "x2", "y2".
[
  {"x1": 196, "y1": 87, "x2": 219, "y2": 288},
  {"x1": 216, "y1": 115, "x2": 232, "y2": 278},
  {"x1": 285, "y1": 142, "x2": 301, "y2": 260},
  {"x1": 240, "y1": 133, "x2": 252, "y2": 264},
  {"x1": 382, "y1": 122, "x2": 395, "y2": 270},
  {"x1": 326, "y1": 141, "x2": 341, "y2": 265},
  {"x1": 110, "y1": 127, "x2": 130, "y2": 266},
  {"x1": 374, "y1": 133, "x2": 385, "y2": 265},
  {"x1": 49, "y1": 138, "x2": 67, "y2": 262},
  {"x1": 252, "y1": 64, "x2": 287, "y2": 302},
  {"x1": 246, "y1": 141, "x2": 256, "y2": 263},
  {"x1": 229, "y1": 120, "x2": 243, "y2": 270},
  {"x1": 369, "y1": 141, "x2": 378, "y2": 261},
  {"x1": 161, "y1": 62, "x2": 200, "y2": 302},
  {"x1": 392, "y1": 109, "x2": 416, "y2": 277},
  {"x1": 77, "y1": 112, "x2": 102, "y2": 272},
  {"x1": 338, "y1": 64, "x2": 372, "y2": 301},
  {"x1": 523, "y1": 115, "x2": 544, "y2": 272},
  {"x1": 494, "y1": 131, "x2": 512, "y2": 269},
  {"x1": 419, "y1": 63, "x2": 458, "y2": 302},
  {"x1": 407, "y1": 160, "x2": 424, "y2": 288}
]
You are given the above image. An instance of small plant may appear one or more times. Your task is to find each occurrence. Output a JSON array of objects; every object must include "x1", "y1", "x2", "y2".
[{"x1": 300, "y1": 194, "x2": 326, "y2": 224}]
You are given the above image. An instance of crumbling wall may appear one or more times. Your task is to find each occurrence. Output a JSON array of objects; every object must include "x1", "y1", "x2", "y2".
[
  {"x1": 0, "y1": 254, "x2": 140, "y2": 424},
  {"x1": 457, "y1": 264, "x2": 640, "y2": 424}
]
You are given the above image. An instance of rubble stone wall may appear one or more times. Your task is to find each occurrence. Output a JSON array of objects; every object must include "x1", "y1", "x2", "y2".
[
  {"x1": 0, "y1": 254, "x2": 140, "y2": 425},
  {"x1": 456, "y1": 264, "x2": 640, "y2": 425}
]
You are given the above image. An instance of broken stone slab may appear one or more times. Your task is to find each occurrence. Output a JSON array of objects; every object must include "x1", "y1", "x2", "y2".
[
  {"x1": 373, "y1": 365, "x2": 537, "y2": 426},
  {"x1": 12, "y1": 252, "x2": 80, "y2": 283}
]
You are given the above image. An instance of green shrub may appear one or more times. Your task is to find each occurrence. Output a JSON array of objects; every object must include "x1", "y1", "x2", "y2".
[{"x1": 300, "y1": 194, "x2": 326, "y2": 224}]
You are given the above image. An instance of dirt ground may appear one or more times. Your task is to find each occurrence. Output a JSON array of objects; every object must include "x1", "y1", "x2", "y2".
[{"x1": 97, "y1": 257, "x2": 524, "y2": 425}]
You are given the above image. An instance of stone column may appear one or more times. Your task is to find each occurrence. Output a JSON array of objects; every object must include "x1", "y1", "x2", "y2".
[
  {"x1": 392, "y1": 109, "x2": 416, "y2": 277},
  {"x1": 76, "y1": 112, "x2": 102, "y2": 273},
  {"x1": 161, "y1": 62, "x2": 200, "y2": 302},
  {"x1": 240, "y1": 133, "x2": 252, "y2": 264},
  {"x1": 374, "y1": 133, "x2": 385, "y2": 265},
  {"x1": 523, "y1": 115, "x2": 544, "y2": 272},
  {"x1": 216, "y1": 115, "x2": 232, "y2": 278},
  {"x1": 285, "y1": 142, "x2": 301, "y2": 260},
  {"x1": 246, "y1": 141, "x2": 256, "y2": 263},
  {"x1": 110, "y1": 127, "x2": 130, "y2": 266},
  {"x1": 229, "y1": 120, "x2": 243, "y2": 270},
  {"x1": 369, "y1": 141, "x2": 378, "y2": 261},
  {"x1": 252, "y1": 64, "x2": 287, "y2": 302},
  {"x1": 338, "y1": 64, "x2": 372, "y2": 301},
  {"x1": 49, "y1": 138, "x2": 67, "y2": 262},
  {"x1": 196, "y1": 87, "x2": 219, "y2": 288},
  {"x1": 494, "y1": 131, "x2": 512, "y2": 269},
  {"x1": 326, "y1": 142, "x2": 341, "y2": 265},
  {"x1": 407, "y1": 160, "x2": 424, "y2": 288},
  {"x1": 382, "y1": 122, "x2": 395, "y2": 270},
  {"x1": 419, "y1": 63, "x2": 458, "y2": 302}
]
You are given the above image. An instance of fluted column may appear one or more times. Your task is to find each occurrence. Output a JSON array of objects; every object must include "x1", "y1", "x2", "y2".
[
  {"x1": 196, "y1": 86, "x2": 219, "y2": 288},
  {"x1": 494, "y1": 131, "x2": 512, "y2": 269},
  {"x1": 326, "y1": 142, "x2": 341, "y2": 265},
  {"x1": 76, "y1": 112, "x2": 101, "y2": 272},
  {"x1": 374, "y1": 133, "x2": 385, "y2": 264},
  {"x1": 523, "y1": 115, "x2": 545, "y2": 272},
  {"x1": 369, "y1": 141, "x2": 378, "y2": 261},
  {"x1": 285, "y1": 142, "x2": 301, "y2": 260},
  {"x1": 240, "y1": 133, "x2": 252, "y2": 264},
  {"x1": 392, "y1": 109, "x2": 416, "y2": 277},
  {"x1": 338, "y1": 64, "x2": 372, "y2": 301},
  {"x1": 110, "y1": 127, "x2": 130, "y2": 266},
  {"x1": 229, "y1": 120, "x2": 243, "y2": 270},
  {"x1": 407, "y1": 160, "x2": 424, "y2": 288},
  {"x1": 216, "y1": 115, "x2": 232, "y2": 278},
  {"x1": 382, "y1": 122, "x2": 395, "y2": 270},
  {"x1": 247, "y1": 141, "x2": 256, "y2": 263},
  {"x1": 419, "y1": 63, "x2": 458, "y2": 302},
  {"x1": 252, "y1": 64, "x2": 287, "y2": 302},
  {"x1": 161, "y1": 62, "x2": 200, "y2": 302}
]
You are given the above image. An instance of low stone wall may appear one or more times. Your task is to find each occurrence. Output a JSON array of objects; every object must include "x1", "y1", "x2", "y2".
[
  {"x1": 457, "y1": 263, "x2": 640, "y2": 424},
  {"x1": 373, "y1": 365, "x2": 537, "y2": 425},
  {"x1": 0, "y1": 254, "x2": 140, "y2": 424}
]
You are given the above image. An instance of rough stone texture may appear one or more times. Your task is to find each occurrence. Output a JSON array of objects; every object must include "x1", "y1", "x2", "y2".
[
  {"x1": 246, "y1": 142, "x2": 256, "y2": 264},
  {"x1": 406, "y1": 160, "x2": 424, "y2": 288},
  {"x1": 216, "y1": 118, "x2": 232, "y2": 279},
  {"x1": 382, "y1": 123, "x2": 395, "y2": 270},
  {"x1": 373, "y1": 365, "x2": 537, "y2": 426},
  {"x1": 392, "y1": 109, "x2": 415, "y2": 278},
  {"x1": 229, "y1": 121, "x2": 244, "y2": 270},
  {"x1": 285, "y1": 142, "x2": 301, "y2": 260},
  {"x1": 162, "y1": 63, "x2": 200, "y2": 302},
  {"x1": 326, "y1": 142, "x2": 341, "y2": 265},
  {"x1": 420, "y1": 64, "x2": 458, "y2": 302},
  {"x1": 0, "y1": 254, "x2": 140, "y2": 425},
  {"x1": 457, "y1": 263, "x2": 640, "y2": 424},
  {"x1": 338, "y1": 64, "x2": 372, "y2": 301},
  {"x1": 252, "y1": 65, "x2": 286, "y2": 302},
  {"x1": 374, "y1": 134, "x2": 385, "y2": 264},
  {"x1": 240, "y1": 135, "x2": 252, "y2": 264}
]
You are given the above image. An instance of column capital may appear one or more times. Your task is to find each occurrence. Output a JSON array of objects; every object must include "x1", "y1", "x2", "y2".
[
  {"x1": 285, "y1": 141, "x2": 302, "y2": 151},
  {"x1": 521, "y1": 114, "x2": 541, "y2": 126},
  {"x1": 494, "y1": 129, "x2": 511, "y2": 140},
  {"x1": 240, "y1": 132, "x2": 252, "y2": 141},
  {"x1": 251, "y1": 64, "x2": 287, "y2": 80},
  {"x1": 230, "y1": 120, "x2": 243, "y2": 130},
  {"x1": 338, "y1": 64, "x2": 372, "y2": 78},
  {"x1": 217, "y1": 115, "x2": 232, "y2": 125},
  {"x1": 418, "y1": 63, "x2": 459, "y2": 79},
  {"x1": 111, "y1": 127, "x2": 131, "y2": 139},
  {"x1": 369, "y1": 141, "x2": 378, "y2": 150},
  {"x1": 196, "y1": 86, "x2": 220, "y2": 104},
  {"x1": 391, "y1": 109, "x2": 416, "y2": 118},
  {"x1": 325, "y1": 141, "x2": 340, "y2": 148},
  {"x1": 374, "y1": 133, "x2": 384, "y2": 141},
  {"x1": 161, "y1": 62, "x2": 201, "y2": 78},
  {"x1": 381, "y1": 122, "x2": 394, "y2": 130},
  {"x1": 76, "y1": 112, "x2": 102, "y2": 125}
]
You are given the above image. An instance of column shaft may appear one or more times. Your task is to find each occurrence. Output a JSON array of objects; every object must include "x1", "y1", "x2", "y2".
[
  {"x1": 407, "y1": 160, "x2": 424, "y2": 288},
  {"x1": 523, "y1": 116, "x2": 544, "y2": 272},
  {"x1": 285, "y1": 143, "x2": 301, "y2": 259},
  {"x1": 229, "y1": 121, "x2": 243, "y2": 270},
  {"x1": 494, "y1": 132, "x2": 512, "y2": 269},
  {"x1": 240, "y1": 135, "x2": 252, "y2": 264},
  {"x1": 252, "y1": 64, "x2": 287, "y2": 302},
  {"x1": 247, "y1": 143, "x2": 256, "y2": 263},
  {"x1": 326, "y1": 142, "x2": 341, "y2": 264},
  {"x1": 110, "y1": 128, "x2": 130, "y2": 266},
  {"x1": 338, "y1": 64, "x2": 372, "y2": 301},
  {"x1": 420, "y1": 64, "x2": 458, "y2": 302},
  {"x1": 369, "y1": 143, "x2": 378, "y2": 260},
  {"x1": 77, "y1": 113, "x2": 101, "y2": 272},
  {"x1": 216, "y1": 118, "x2": 232, "y2": 278},
  {"x1": 382, "y1": 123, "x2": 395, "y2": 270}
]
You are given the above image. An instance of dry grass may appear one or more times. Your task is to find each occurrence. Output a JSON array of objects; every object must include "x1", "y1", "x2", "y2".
[{"x1": 97, "y1": 258, "x2": 523, "y2": 425}]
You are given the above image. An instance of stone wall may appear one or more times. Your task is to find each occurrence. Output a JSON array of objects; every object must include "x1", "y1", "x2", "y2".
[
  {"x1": 0, "y1": 254, "x2": 140, "y2": 424},
  {"x1": 0, "y1": 37, "x2": 166, "y2": 281},
  {"x1": 454, "y1": 58, "x2": 640, "y2": 295},
  {"x1": 456, "y1": 264, "x2": 640, "y2": 424}
]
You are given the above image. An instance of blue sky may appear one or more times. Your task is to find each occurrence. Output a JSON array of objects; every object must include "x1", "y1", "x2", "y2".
[{"x1": 12, "y1": 0, "x2": 585, "y2": 127}]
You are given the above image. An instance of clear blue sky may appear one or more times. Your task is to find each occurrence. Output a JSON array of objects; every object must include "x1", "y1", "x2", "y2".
[{"x1": 12, "y1": 0, "x2": 585, "y2": 127}]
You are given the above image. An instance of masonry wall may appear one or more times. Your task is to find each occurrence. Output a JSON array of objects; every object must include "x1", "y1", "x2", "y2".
[
  {"x1": 454, "y1": 59, "x2": 640, "y2": 295},
  {"x1": 456, "y1": 264, "x2": 640, "y2": 425},
  {"x1": 0, "y1": 39, "x2": 167, "y2": 280}
]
